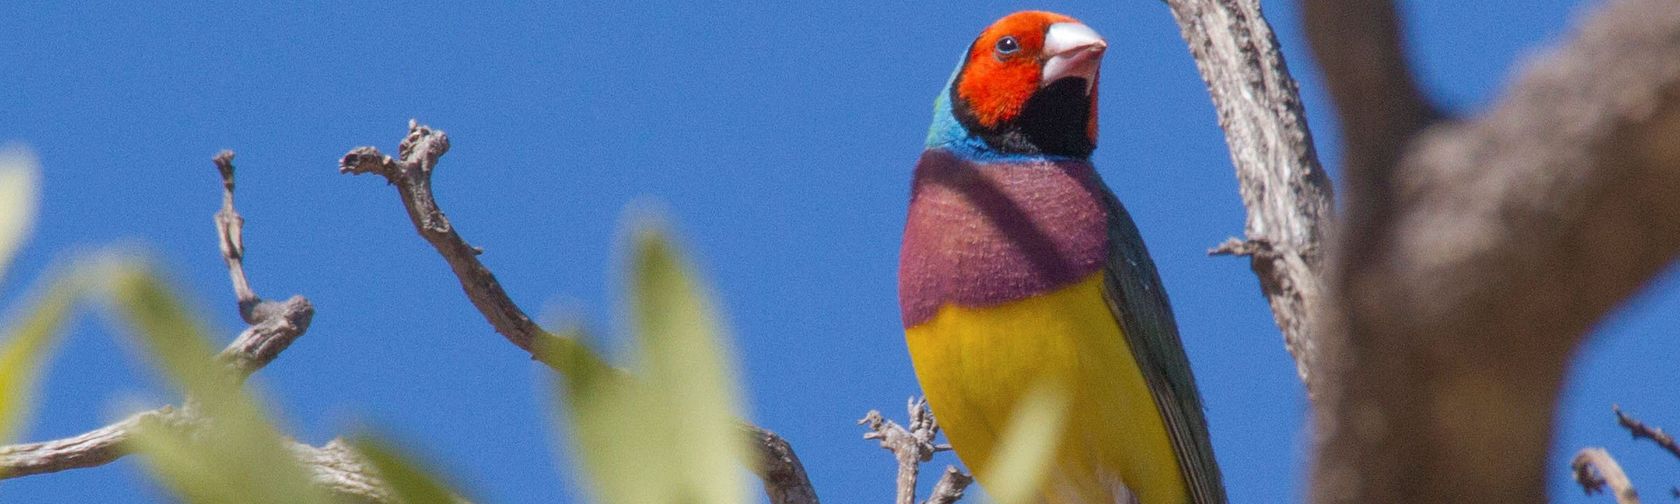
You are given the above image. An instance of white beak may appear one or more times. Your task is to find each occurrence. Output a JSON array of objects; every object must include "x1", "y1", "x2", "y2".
[{"x1": 1040, "y1": 22, "x2": 1106, "y2": 94}]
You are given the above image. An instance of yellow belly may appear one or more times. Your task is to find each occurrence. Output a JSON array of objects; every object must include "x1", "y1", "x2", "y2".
[{"x1": 905, "y1": 272, "x2": 1187, "y2": 504}]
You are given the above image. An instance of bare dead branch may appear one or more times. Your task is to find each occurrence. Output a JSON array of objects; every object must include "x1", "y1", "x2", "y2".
[
  {"x1": 860, "y1": 397, "x2": 955, "y2": 504},
  {"x1": 340, "y1": 121, "x2": 819, "y2": 503},
  {"x1": 0, "y1": 291, "x2": 315, "y2": 478},
  {"x1": 339, "y1": 121, "x2": 557, "y2": 361},
  {"x1": 922, "y1": 466, "x2": 974, "y2": 504},
  {"x1": 1616, "y1": 405, "x2": 1680, "y2": 461},
  {"x1": 217, "y1": 296, "x2": 312, "y2": 379},
  {"x1": 1573, "y1": 447, "x2": 1641, "y2": 504},
  {"x1": 0, "y1": 152, "x2": 404, "y2": 503},
  {"x1": 743, "y1": 424, "x2": 821, "y2": 504},
  {"x1": 211, "y1": 150, "x2": 263, "y2": 323},
  {"x1": 207, "y1": 152, "x2": 317, "y2": 379},
  {"x1": 1307, "y1": 0, "x2": 1680, "y2": 502},
  {"x1": 0, "y1": 407, "x2": 175, "y2": 479},
  {"x1": 1161, "y1": 0, "x2": 1334, "y2": 392}
]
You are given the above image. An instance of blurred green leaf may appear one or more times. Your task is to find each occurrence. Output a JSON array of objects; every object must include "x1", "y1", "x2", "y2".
[
  {"x1": 0, "y1": 274, "x2": 78, "y2": 447},
  {"x1": 560, "y1": 360, "x2": 661, "y2": 504},
  {"x1": 103, "y1": 262, "x2": 328, "y2": 504},
  {"x1": 977, "y1": 384, "x2": 1070, "y2": 504},
  {"x1": 628, "y1": 228, "x2": 749, "y2": 504},
  {"x1": 0, "y1": 145, "x2": 39, "y2": 284},
  {"x1": 553, "y1": 224, "x2": 750, "y2": 504},
  {"x1": 350, "y1": 436, "x2": 463, "y2": 504}
]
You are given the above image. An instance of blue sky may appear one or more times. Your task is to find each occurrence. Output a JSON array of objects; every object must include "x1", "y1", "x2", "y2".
[{"x1": 4, "y1": 1, "x2": 1676, "y2": 502}]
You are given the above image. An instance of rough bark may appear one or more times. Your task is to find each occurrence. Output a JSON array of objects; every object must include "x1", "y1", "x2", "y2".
[{"x1": 1163, "y1": 0, "x2": 1335, "y2": 392}]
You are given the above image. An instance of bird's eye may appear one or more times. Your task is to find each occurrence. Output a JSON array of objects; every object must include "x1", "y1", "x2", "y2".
[{"x1": 994, "y1": 36, "x2": 1020, "y2": 57}]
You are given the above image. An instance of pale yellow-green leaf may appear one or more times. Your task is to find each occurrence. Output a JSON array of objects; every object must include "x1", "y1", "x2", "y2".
[
  {"x1": 350, "y1": 436, "x2": 464, "y2": 504},
  {"x1": 626, "y1": 228, "x2": 749, "y2": 504},
  {"x1": 557, "y1": 366, "x2": 665, "y2": 504},
  {"x1": 0, "y1": 145, "x2": 39, "y2": 285},
  {"x1": 0, "y1": 274, "x2": 78, "y2": 447},
  {"x1": 552, "y1": 224, "x2": 750, "y2": 504},
  {"x1": 977, "y1": 384, "x2": 1070, "y2": 504},
  {"x1": 102, "y1": 262, "x2": 327, "y2": 504}
]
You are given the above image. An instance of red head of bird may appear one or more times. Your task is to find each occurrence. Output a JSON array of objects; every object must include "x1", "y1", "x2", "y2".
[{"x1": 927, "y1": 11, "x2": 1106, "y2": 159}]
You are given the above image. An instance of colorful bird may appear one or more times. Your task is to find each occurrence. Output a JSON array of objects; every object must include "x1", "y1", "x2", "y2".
[{"x1": 898, "y1": 11, "x2": 1226, "y2": 504}]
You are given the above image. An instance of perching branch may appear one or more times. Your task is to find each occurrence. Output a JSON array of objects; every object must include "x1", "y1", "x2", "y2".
[
  {"x1": 0, "y1": 152, "x2": 399, "y2": 502},
  {"x1": 339, "y1": 121, "x2": 819, "y2": 504},
  {"x1": 1573, "y1": 447, "x2": 1641, "y2": 504},
  {"x1": 860, "y1": 397, "x2": 963, "y2": 504},
  {"x1": 1616, "y1": 406, "x2": 1680, "y2": 461},
  {"x1": 1162, "y1": 0, "x2": 1334, "y2": 392}
]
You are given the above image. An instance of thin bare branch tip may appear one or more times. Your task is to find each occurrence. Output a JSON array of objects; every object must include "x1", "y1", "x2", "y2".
[
  {"x1": 1572, "y1": 447, "x2": 1640, "y2": 504},
  {"x1": 859, "y1": 409, "x2": 882, "y2": 426},
  {"x1": 213, "y1": 150, "x2": 236, "y2": 181},
  {"x1": 339, "y1": 147, "x2": 398, "y2": 176},
  {"x1": 1208, "y1": 236, "x2": 1275, "y2": 257},
  {"x1": 1208, "y1": 237, "x2": 1250, "y2": 257},
  {"x1": 397, "y1": 121, "x2": 450, "y2": 169},
  {"x1": 211, "y1": 150, "x2": 263, "y2": 321},
  {"x1": 1615, "y1": 405, "x2": 1680, "y2": 460}
]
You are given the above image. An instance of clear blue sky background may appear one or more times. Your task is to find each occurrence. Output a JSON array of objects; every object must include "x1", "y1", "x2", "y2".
[{"x1": 4, "y1": 1, "x2": 1677, "y2": 502}]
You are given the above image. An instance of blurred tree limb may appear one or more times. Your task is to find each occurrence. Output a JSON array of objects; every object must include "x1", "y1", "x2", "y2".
[{"x1": 1164, "y1": 0, "x2": 1680, "y2": 502}]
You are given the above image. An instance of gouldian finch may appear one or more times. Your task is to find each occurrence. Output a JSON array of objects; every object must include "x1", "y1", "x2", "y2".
[{"x1": 898, "y1": 11, "x2": 1226, "y2": 504}]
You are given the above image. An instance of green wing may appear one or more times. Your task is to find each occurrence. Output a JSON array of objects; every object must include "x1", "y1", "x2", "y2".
[{"x1": 1094, "y1": 178, "x2": 1228, "y2": 504}]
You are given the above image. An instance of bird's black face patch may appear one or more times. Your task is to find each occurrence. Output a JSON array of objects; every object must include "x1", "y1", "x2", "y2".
[{"x1": 952, "y1": 76, "x2": 1094, "y2": 159}]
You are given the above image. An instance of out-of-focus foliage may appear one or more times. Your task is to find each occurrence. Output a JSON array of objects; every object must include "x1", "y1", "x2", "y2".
[
  {"x1": 0, "y1": 153, "x2": 469, "y2": 502},
  {"x1": 0, "y1": 145, "x2": 38, "y2": 284},
  {"x1": 977, "y1": 384, "x2": 1070, "y2": 504},
  {"x1": 0, "y1": 276, "x2": 78, "y2": 448},
  {"x1": 0, "y1": 145, "x2": 68, "y2": 449},
  {"x1": 351, "y1": 436, "x2": 465, "y2": 504},
  {"x1": 102, "y1": 262, "x2": 331, "y2": 504},
  {"x1": 2, "y1": 165, "x2": 1064, "y2": 503},
  {"x1": 549, "y1": 224, "x2": 751, "y2": 504}
]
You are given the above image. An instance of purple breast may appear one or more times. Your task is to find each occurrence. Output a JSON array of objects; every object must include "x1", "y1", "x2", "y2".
[{"x1": 898, "y1": 149, "x2": 1111, "y2": 328}]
